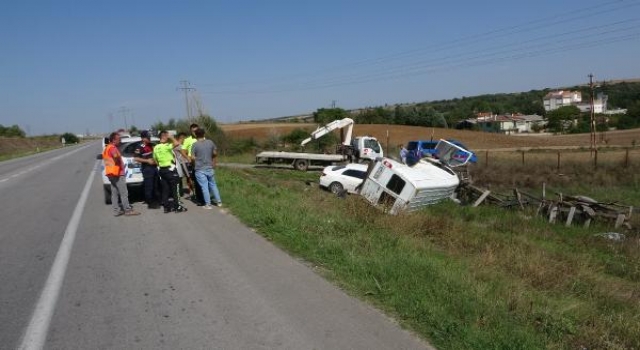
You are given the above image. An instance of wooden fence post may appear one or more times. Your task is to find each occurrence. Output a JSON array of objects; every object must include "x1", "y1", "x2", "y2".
[
  {"x1": 594, "y1": 149, "x2": 598, "y2": 169},
  {"x1": 485, "y1": 150, "x2": 489, "y2": 167},
  {"x1": 521, "y1": 150, "x2": 525, "y2": 165},
  {"x1": 557, "y1": 151, "x2": 561, "y2": 173},
  {"x1": 625, "y1": 148, "x2": 629, "y2": 168}
]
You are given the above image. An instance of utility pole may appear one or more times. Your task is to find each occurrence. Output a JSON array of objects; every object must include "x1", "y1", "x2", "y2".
[
  {"x1": 108, "y1": 113, "x2": 114, "y2": 131},
  {"x1": 119, "y1": 106, "x2": 130, "y2": 131},
  {"x1": 131, "y1": 112, "x2": 136, "y2": 128},
  {"x1": 589, "y1": 74, "x2": 596, "y2": 156},
  {"x1": 331, "y1": 100, "x2": 336, "y2": 109},
  {"x1": 177, "y1": 80, "x2": 196, "y2": 119}
]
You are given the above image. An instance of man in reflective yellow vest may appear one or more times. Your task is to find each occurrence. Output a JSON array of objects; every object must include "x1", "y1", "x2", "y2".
[
  {"x1": 182, "y1": 123, "x2": 204, "y2": 205},
  {"x1": 153, "y1": 130, "x2": 187, "y2": 213},
  {"x1": 102, "y1": 132, "x2": 140, "y2": 216}
]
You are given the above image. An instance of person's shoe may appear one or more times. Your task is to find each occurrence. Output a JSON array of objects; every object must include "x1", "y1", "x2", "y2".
[
  {"x1": 175, "y1": 206, "x2": 187, "y2": 213},
  {"x1": 203, "y1": 204, "x2": 214, "y2": 210},
  {"x1": 114, "y1": 210, "x2": 125, "y2": 217},
  {"x1": 147, "y1": 203, "x2": 161, "y2": 209},
  {"x1": 124, "y1": 209, "x2": 141, "y2": 216},
  {"x1": 216, "y1": 202, "x2": 222, "y2": 208}
]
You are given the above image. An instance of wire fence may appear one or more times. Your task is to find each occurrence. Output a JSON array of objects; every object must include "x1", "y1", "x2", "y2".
[{"x1": 477, "y1": 147, "x2": 640, "y2": 172}]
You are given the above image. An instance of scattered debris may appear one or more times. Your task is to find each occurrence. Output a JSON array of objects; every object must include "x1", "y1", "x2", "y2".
[
  {"x1": 457, "y1": 183, "x2": 636, "y2": 230},
  {"x1": 594, "y1": 232, "x2": 626, "y2": 242}
]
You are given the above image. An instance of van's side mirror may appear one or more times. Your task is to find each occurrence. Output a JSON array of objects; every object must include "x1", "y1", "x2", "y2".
[{"x1": 96, "y1": 154, "x2": 103, "y2": 160}]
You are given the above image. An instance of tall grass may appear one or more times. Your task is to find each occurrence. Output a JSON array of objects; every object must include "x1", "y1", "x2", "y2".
[{"x1": 216, "y1": 166, "x2": 640, "y2": 349}]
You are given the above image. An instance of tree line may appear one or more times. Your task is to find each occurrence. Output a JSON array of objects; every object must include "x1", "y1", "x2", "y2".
[
  {"x1": 0, "y1": 124, "x2": 26, "y2": 137},
  {"x1": 312, "y1": 81, "x2": 640, "y2": 132}
]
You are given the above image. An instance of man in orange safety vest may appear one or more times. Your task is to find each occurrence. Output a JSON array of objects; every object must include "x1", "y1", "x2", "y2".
[{"x1": 103, "y1": 132, "x2": 140, "y2": 216}]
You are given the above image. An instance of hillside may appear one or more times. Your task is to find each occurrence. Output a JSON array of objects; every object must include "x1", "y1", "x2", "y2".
[{"x1": 220, "y1": 123, "x2": 640, "y2": 150}]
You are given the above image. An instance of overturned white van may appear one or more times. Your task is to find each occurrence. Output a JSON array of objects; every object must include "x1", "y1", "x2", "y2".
[{"x1": 358, "y1": 140, "x2": 472, "y2": 215}]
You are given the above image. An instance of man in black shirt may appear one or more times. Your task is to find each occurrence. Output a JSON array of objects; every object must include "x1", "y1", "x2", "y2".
[{"x1": 133, "y1": 130, "x2": 160, "y2": 209}]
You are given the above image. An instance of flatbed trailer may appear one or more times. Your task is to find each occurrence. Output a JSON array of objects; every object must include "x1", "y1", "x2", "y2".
[{"x1": 255, "y1": 151, "x2": 347, "y2": 171}]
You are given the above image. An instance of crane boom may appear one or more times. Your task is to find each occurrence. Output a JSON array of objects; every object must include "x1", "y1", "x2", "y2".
[{"x1": 300, "y1": 118, "x2": 354, "y2": 147}]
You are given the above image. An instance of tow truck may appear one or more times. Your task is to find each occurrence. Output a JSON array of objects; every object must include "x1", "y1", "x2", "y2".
[{"x1": 255, "y1": 118, "x2": 383, "y2": 171}]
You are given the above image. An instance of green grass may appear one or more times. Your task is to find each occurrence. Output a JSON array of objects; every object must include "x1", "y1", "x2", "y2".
[
  {"x1": 216, "y1": 166, "x2": 640, "y2": 349},
  {"x1": 218, "y1": 152, "x2": 257, "y2": 164},
  {"x1": 0, "y1": 145, "x2": 62, "y2": 161}
]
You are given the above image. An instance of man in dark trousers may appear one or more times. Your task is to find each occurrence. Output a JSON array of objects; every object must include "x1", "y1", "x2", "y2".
[
  {"x1": 133, "y1": 130, "x2": 160, "y2": 209},
  {"x1": 153, "y1": 131, "x2": 187, "y2": 213},
  {"x1": 182, "y1": 123, "x2": 205, "y2": 205}
]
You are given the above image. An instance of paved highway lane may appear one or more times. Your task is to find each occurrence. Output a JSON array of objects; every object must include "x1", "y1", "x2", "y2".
[
  {"x1": 0, "y1": 143, "x2": 96, "y2": 348},
  {"x1": 2, "y1": 143, "x2": 432, "y2": 349}
]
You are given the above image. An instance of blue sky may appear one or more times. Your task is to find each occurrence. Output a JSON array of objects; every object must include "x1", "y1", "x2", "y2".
[{"x1": 1, "y1": 0, "x2": 639, "y2": 135}]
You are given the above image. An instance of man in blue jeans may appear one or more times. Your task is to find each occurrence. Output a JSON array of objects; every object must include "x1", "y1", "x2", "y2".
[{"x1": 191, "y1": 128, "x2": 222, "y2": 209}]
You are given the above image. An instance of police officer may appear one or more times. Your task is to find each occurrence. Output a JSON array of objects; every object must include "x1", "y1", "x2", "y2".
[
  {"x1": 133, "y1": 130, "x2": 160, "y2": 209},
  {"x1": 153, "y1": 130, "x2": 187, "y2": 213}
]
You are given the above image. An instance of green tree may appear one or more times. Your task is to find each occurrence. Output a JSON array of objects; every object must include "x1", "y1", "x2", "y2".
[
  {"x1": 357, "y1": 107, "x2": 389, "y2": 124},
  {"x1": 312, "y1": 108, "x2": 349, "y2": 124},
  {"x1": 545, "y1": 106, "x2": 581, "y2": 133},
  {"x1": 282, "y1": 128, "x2": 311, "y2": 145},
  {"x1": 0, "y1": 124, "x2": 26, "y2": 137},
  {"x1": 61, "y1": 132, "x2": 79, "y2": 143}
]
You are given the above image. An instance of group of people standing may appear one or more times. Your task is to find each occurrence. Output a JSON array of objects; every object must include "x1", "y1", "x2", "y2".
[{"x1": 103, "y1": 123, "x2": 223, "y2": 216}]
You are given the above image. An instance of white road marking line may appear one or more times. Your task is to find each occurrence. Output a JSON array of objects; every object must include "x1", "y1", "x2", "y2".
[
  {"x1": 0, "y1": 144, "x2": 92, "y2": 184},
  {"x1": 17, "y1": 161, "x2": 98, "y2": 350}
]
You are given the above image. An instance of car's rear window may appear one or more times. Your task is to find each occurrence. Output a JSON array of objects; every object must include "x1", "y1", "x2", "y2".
[{"x1": 331, "y1": 165, "x2": 346, "y2": 171}]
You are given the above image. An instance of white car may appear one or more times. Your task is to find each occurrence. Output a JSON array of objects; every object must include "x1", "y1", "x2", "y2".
[
  {"x1": 98, "y1": 136, "x2": 159, "y2": 204},
  {"x1": 319, "y1": 163, "x2": 369, "y2": 194}
]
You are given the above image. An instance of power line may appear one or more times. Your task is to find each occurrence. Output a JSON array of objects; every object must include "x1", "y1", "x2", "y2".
[
  {"x1": 177, "y1": 80, "x2": 196, "y2": 119},
  {"x1": 198, "y1": 0, "x2": 640, "y2": 92},
  {"x1": 200, "y1": 22, "x2": 640, "y2": 95}
]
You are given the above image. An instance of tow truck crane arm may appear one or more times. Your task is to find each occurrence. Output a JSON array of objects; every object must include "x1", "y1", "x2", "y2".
[{"x1": 300, "y1": 118, "x2": 354, "y2": 147}]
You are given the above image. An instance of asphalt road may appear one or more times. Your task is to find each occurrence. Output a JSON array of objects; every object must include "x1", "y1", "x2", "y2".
[{"x1": 1, "y1": 143, "x2": 431, "y2": 350}]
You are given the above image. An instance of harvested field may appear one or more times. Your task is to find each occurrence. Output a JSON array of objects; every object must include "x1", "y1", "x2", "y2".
[{"x1": 220, "y1": 123, "x2": 640, "y2": 150}]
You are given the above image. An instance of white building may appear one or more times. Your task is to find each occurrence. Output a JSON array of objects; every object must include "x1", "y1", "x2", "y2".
[
  {"x1": 543, "y1": 90, "x2": 582, "y2": 111},
  {"x1": 476, "y1": 114, "x2": 544, "y2": 134},
  {"x1": 575, "y1": 93, "x2": 608, "y2": 113}
]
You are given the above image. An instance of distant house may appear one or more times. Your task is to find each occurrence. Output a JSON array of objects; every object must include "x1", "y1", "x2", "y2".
[
  {"x1": 455, "y1": 119, "x2": 477, "y2": 130},
  {"x1": 543, "y1": 90, "x2": 582, "y2": 111},
  {"x1": 475, "y1": 113, "x2": 544, "y2": 134},
  {"x1": 543, "y1": 90, "x2": 610, "y2": 114},
  {"x1": 575, "y1": 93, "x2": 608, "y2": 113}
]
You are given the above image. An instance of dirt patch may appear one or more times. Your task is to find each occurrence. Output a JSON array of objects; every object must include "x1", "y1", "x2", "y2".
[{"x1": 220, "y1": 123, "x2": 640, "y2": 150}]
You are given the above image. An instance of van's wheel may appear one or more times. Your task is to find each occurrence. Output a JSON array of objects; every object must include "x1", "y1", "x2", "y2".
[
  {"x1": 294, "y1": 159, "x2": 309, "y2": 171},
  {"x1": 104, "y1": 185, "x2": 112, "y2": 205},
  {"x1": 329, "y1": 182, "x2": 344, "y2": 194}
]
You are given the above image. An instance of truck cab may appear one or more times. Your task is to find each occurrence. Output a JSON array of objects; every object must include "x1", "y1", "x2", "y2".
[
  {"x1": 407, "y1": 139, "x2": 477, "y2": 163},
  {"x1": 351, "y1": 136, "x2": 383, "y2": 162}
]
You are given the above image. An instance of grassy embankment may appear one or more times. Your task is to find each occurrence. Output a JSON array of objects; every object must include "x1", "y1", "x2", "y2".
[
  {"x1": 0, "y1": 136, "x2": 66, "y2": 161},
  {"x1": 215, "y1": 157, "x2": 640, "y2": 349}
]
